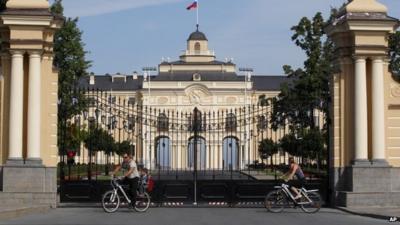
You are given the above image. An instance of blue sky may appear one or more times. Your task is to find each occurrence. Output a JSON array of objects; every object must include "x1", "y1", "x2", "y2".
[{"x1": 57, "y1": 0, "x2": 400, "y2": 76}]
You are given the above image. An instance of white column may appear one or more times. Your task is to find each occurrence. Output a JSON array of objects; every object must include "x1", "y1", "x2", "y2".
[
  {"x1": 27, "y1": 51, "x2": 42, "y2": 162},
  {"x1": 8, "y1": 51, "x2": 24, "y2": 162},
  {"x1": 353, "y1": 57, "x2": 369, "y2": 163},
  {"x1": 371, "y1": 58, "x2": 387, "y2": 164}
]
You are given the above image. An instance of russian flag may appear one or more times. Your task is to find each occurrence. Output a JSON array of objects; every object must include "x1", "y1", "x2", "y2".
[{"x1": 186, "y1": 0, "x2": 198, "y2": 10}]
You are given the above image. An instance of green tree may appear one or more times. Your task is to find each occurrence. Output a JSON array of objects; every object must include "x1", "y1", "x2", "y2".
[
  {"x1": 83, "y1": 127, "x2": 115, "y2": 153},
  {"x1": 280, "y1": 133, "x2": 300, "y2": 157},
  {"x1": 270, "y1": 12, "x2": 334, "y2": 133},
  {"x1": 300, "y1": 129, "x2": 326, "y2": 169},
  {"x1": 269, "y1": 12, "x2": 334, "y2": 168},
  {"x1": 115, "y1": 141, "x2": 135, "y2": 157},
  {"x1": 83, "y1": 127, "x2": 116, "y2": 175},
  {"x1": 50, "y1": 0, "x2": 64, "y2": 16},
  {"x1": 0, "y1": 0, "x2": 6, "y2": 11},
  {"x1": 258, "y1": 138, "x2": 278, "y2": 166},
  {"x1": 63, "y1": 122, "x2": 86, "y2": 152},
  {"x1": 389, "y1": 30, "x2": 400, "y2": 81},
  {"x1": 258, "y1": 94, "x2": 270, "y2": 106},
  {"x1": 52, "y1": 1, "x2": 90, "y2": 120},
  {"x1": 51, "y1": 0, "x2": 91, "y2": 155}
]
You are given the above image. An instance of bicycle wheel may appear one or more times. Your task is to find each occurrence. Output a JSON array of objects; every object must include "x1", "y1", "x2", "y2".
[
  {"x1": 102, "y1": 190, "x2": 120, "y2": 213},
  {"x1": 134, "y1": 192, "x2": 150, "y2": 212},
  {"x1": 265, "y1": 190, "x2": 287, "y2": 213},
  {"x1": 300, "y1": 192, "x2": 321, "y2": 213}
]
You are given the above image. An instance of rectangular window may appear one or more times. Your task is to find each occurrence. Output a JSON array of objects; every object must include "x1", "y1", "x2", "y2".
[
  {"x1": 128, "y1": 116, "x2": 135, "y2": 130},
  {"x1": 257, "y1": 116, "x2": 267, "y2": 130},
  {"x1": 107, "y1": 116, "x2": 117, "y2": 130},
  {"x1": 108, "y1": 96, "x2": 116, "y2": 105},
  {"x1": 128, "y1": 97, "x2": 135, "y2": 105},
  {"x1": 88, "y1": 97, "x2": 96, "y2": 107}
]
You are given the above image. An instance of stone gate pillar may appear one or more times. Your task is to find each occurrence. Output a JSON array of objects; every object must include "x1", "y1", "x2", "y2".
[
  {"x1": 0, "y1": 0, "x2": 61, "y2": 207},
  {"x1": 326, "y1": 0, "x2": 400, "y2": 207}
]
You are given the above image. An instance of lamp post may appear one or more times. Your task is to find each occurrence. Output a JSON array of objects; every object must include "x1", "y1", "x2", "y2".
[
  {"x1": 143, "y1": 67, "x2": 157, "y2": 106},
  {"x1": 143, "y1": 67, "x2": 157, "y2": 170},
  {"x1": 239, "y1": 68, "x2": 253, "y2": 169},
  {"x1": 239, "y1": 68, "x2": 253, "y2": 107}
]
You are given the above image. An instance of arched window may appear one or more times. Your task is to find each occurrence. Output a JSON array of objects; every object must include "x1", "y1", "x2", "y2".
[
  {"x1": 225, "y1": 113, "x2": 237, "y2": 131},
  {"x1": 188, "y1": 110, "x2": 204, "y2": 131},
  {"x1": 188, "y1": 137, "x2": 207, "y2": 170},
  {"x1": 194, "y1": 42, "x2": 201, "y2": 52},
  {"x1": 157, "y1": 113, "x2": 169, "y2": 132},
  {"x1": 223, "y1": 137, "x2": 240, "y2": 170},
  {"x1": 155, "y1": 136, "x2": 171, "y2": 169}
]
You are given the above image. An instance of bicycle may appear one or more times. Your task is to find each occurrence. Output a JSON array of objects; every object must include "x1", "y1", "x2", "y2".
[
  {"x1": 102, "y1": 177, "x2": 151, "y2": 213},
  {"x1": 264, "y1": 182, "x2": 322, "y2": 213}
]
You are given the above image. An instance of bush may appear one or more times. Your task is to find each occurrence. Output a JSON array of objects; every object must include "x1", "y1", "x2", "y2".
[{"x1": 247, "y1": 161, "x2": 267, "y2": 170}]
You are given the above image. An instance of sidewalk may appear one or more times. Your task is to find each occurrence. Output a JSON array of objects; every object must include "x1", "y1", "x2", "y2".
[
  {"x1": 0, "y1": 207, "x2": 388, "y2": 225},
  {"x1": 2, "y1": 204, "x2": 398, "y2": 222},
  {"x1": 337, "y1": 207, "x2": 400, "y2": 221},
  {"x1": 0, "y1": 205, "x2": 50, "y2": 221}
]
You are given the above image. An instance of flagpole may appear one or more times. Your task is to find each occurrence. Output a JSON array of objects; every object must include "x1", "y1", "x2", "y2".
[{"x1": 196, "y1": 0, "x2": 199, "y2": 30}]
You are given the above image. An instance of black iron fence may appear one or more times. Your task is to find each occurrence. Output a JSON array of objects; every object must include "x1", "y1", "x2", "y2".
[{"x1": 58, "y1": 89, "x2": 328, "y2": 206}]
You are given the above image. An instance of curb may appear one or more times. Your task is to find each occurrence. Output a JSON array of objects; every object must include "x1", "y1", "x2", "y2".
[
  {"x1": 0, "y1": 206, "x2": 50, "y2": 221},
  {"x1": 336, "y1": 207, "x2": 394, "y2": 221}
]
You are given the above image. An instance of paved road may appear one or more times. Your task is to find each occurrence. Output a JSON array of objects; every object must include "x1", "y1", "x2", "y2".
[{"x1": 0, "y1": 208, "x2": 392, "y2": 225}]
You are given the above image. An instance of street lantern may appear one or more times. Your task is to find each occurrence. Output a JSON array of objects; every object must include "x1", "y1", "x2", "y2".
[
  {"x1": 72, "y1": 97, "x2": 78, "y2": 105},
  {"x1": 123, "y1": 120, "x2": 127, "y2": 130},
  {"x1": 143, "y1": 72, "x2": 147, "y2": 81},
  {"x1": 95, "y1": 109, "x2": 101, "y2": 119},
  {"x1": 83, "y1": 110, "x2": 89, "y2": 120},
  {"x1": 113, "y1": 117, "x2": 118, "y2": 129}
]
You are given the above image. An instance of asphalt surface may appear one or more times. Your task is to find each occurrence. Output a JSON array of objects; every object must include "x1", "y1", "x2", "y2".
[{"x1": 0, "y1": 207, "x2": 393, "y2": 225}]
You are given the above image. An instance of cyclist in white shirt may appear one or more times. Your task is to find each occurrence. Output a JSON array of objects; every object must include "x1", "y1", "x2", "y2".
[{"x1": 111, "y1": 153, "x2": 139, "y2": 207}]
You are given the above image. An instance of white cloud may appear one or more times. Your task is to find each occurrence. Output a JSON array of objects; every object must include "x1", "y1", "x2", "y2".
[{"x1": 61, "y1": 0, "x2": 186, "y2": 17}]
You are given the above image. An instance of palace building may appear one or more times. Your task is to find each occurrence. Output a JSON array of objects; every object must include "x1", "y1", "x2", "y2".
[
  {"x1": 1, "y1": 0, "x2": 400, "y2": 208},
  {"x1": 80, "y1": 28, "x2": 290, "y2": 106},
  {"x1": 76, "y1": 28, "x2": 306, "y2": 170}
]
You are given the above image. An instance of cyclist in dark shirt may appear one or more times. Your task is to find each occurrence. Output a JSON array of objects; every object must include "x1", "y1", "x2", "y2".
[{"x1": 282, "y1": 157, "x2": 306, "y2": 200}]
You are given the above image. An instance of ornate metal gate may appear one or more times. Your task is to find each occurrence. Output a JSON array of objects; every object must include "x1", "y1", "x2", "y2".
[{"x1": 59, "y1": 89, "x2": 328, "y2": 206}]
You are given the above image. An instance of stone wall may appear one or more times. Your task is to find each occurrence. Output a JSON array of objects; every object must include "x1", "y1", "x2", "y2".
[
  {"x1": 332, "y1": 167, "x2": 400, "y2": 207},
  {"x1": 0, "y1": 166, "x2": 2, "y2": 191},
  {"x1": 0, "y1": 165, "x2": 57, "y2": 208}
]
